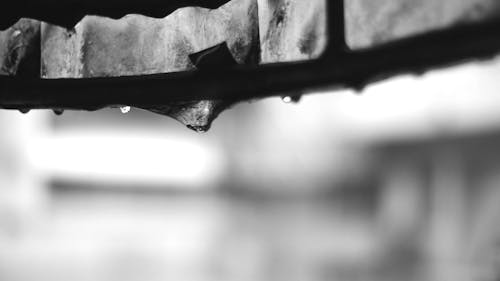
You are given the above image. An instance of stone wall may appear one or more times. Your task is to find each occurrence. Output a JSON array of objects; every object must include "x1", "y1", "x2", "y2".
[{"x1": 42, "y1": 0, "x2": 260, "y2": 78}]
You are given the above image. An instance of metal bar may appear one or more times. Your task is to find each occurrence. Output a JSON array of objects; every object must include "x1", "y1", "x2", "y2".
[{"x1": 323, "y1": 0, "x2": 346, "y2": 58}]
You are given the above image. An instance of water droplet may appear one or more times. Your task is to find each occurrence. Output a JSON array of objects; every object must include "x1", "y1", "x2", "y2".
[
  {"x1": 187, "y1": 125, "x2": 210, "y2": 133},
  {"x1": 53, "y1": 109, "x2": 64, "y2": 116},
  {"x1": 282, "y1": 95, "x2": 302, "y2": 104},
  {"x1": 351, "y1": 82, "x2": 366, "y2": 94},
  {"x1": 19, "y1": 109, "x2": 30, "y2": 114},
  {"x1": 120, "y1": 106, "x2": 131, "y2": 114},
  {"x1": 282, "y1": 96, "x2": 292, "y2": 103}
]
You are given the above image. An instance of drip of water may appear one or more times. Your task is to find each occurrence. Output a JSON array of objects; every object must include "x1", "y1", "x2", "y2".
[
  {"x1": 187, "y1": 125, "x2": 210, "y2": 133},
  {"x1": 120, "y1": 106, "x2": 131, "y2": 114},
  {"x1": 282, "y1": 95, "x2": 302, "y2": 104},
  {"x1": 53, "y1": 109, "x2": 64, "y2": 116}
]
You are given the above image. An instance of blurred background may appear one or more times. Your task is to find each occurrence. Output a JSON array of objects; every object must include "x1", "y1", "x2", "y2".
[{"x1": 2, "y1": 56, "x2": 500, "y2": 281}]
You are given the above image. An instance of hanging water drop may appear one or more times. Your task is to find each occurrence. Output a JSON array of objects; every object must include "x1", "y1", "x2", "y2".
[
  {"x1": 120, "y1": 106, "x2": 131, "y2": 114},
  {"x1": 282, "y1": 95, "x2": 302, "y2": 104},
  {"x1": 53, "y1": 109, "x2": 64, "y2": 116},
  {"x1": 282, "y1": 96, "x2": 292, "y2": 103}
]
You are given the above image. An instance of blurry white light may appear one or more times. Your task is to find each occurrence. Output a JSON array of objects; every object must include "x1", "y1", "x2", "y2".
[
  {"x1": 303, "y1": 57, "x2": 500, "y2": 141},
  {"x1": 26, "y1": 131, "x2": 224, "y2": 188}
]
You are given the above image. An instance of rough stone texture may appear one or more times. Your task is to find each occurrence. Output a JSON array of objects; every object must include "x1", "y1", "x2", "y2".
[
  {"x1": 41, "y1": 0, "x2": 259, "y2": 131},
  {"x1": 0, "y1": 19, "x2": 40, "y2": 77},
  {"x1": 346, "y1": 0, "x2": 500, "y2": 49},
  {"x1": 42, "y1": 0, "x2": 259, "y2": 78},
  {"x1": 257, "y1": 0, "x2": 327, "y2": 64}
]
